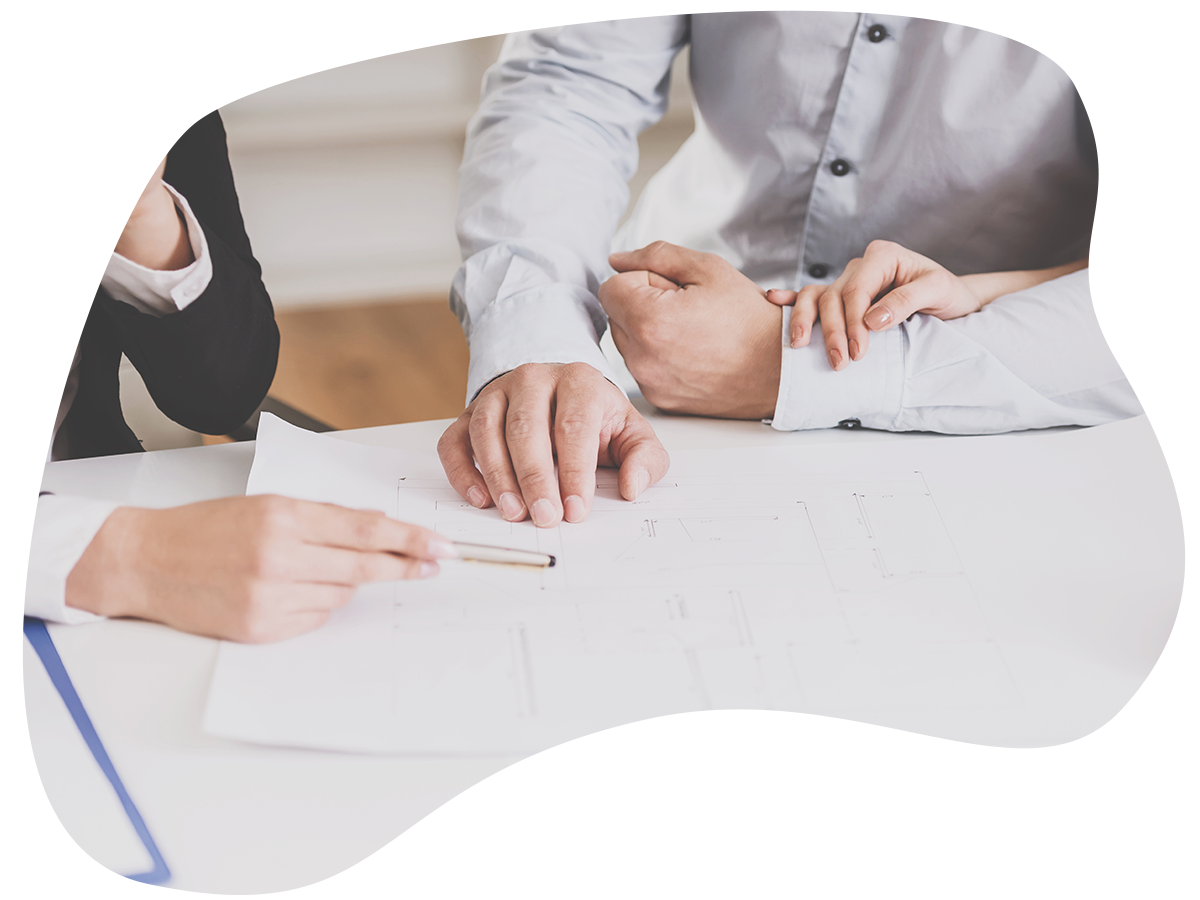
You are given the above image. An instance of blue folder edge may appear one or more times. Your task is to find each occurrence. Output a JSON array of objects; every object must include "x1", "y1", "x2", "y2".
[{"x1": 23, "y1": 617, "x2": 171, "y2": 885}]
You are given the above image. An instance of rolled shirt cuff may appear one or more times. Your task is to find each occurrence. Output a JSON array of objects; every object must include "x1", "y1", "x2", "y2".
[
  {"x1": 771, "y1": 307, "x2": 904, "y2": 431},
  {"x1": 101, "y1": 183, "x2": 213, "y2": 317},
  {"x1": 464, "y1": 286, "x2": 622, "y2": 402},
  {"x1": 25, "y1": 495, "x2": 120, "y2": 624}
]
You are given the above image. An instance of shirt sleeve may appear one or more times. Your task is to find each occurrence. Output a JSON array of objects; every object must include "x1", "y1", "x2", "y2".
[
  {"x1": 99, "y1": 182, "x2": 213, "y2": 317},
  {"x1": 453, "y1": 19, "x2": 690, "y2": 401},
  {"x1": 771, "y1": 268, "x2": 1143, "y2": 433},
  {"x1": 25, "y1": 494, "x2": 121, "y2": 624}
]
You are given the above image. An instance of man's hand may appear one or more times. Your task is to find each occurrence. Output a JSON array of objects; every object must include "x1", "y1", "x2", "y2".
[
  {"x1": 601, "y1": 241, "x2": 782, "y2": 419},
  {"x1": 66, "y1": 495, "x2": 456, "y2": 643},
  {"x1": 765, "y1": 240, "x2": 1089, "y2": 372},
  {"x1": 19, "y1": 8, "x2": 189, "y2": 271},
  {"x1": 437, "y1": 363, "x2": 671, "y2": 528}
]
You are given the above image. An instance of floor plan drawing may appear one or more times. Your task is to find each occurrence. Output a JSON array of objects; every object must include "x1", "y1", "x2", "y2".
[
  {"x1": 336, "y1": 465, "x2": 1015, "y2": 751},
  {"x1": 202, "y1": 414, "x2": 1179, "y2": 754}
]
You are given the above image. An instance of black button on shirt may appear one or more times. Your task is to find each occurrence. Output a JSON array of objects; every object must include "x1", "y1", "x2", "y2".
[
  {"x1": 829, "y1": 158, "x2": 851, "y2": 176},
  {"x1": 807, "y1": 263, "x2": 830, "y2": 279},
  {"x1": 867, "y1": 24, "x2": 889, "y2": 43}
]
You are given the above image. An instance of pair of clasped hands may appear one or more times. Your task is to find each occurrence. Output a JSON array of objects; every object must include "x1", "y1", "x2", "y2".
[{"x1": 438, "y1": 239, "x2": 1081, "y2": 528}]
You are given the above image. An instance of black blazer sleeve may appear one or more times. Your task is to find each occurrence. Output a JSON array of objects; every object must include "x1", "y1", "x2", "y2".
[{"x1": 93, "y1": 111, "x2": 280, "y2": 437}]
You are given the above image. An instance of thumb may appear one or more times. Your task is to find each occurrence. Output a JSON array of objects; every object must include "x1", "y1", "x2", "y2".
[
  {"x1": 603, "y1": 411, "x2": 671, "y2": 501},
  {"x1": 598, "y1": 270, "x2": 676, "y2": 323},
  {"x1": 609, "y1": 241, "x2": 712, "y2": 286},
  {"x1": 765, "y1": 289, "x2": 798, "y2": 307},
  {"x1": 863, "y1": 283, "x2": 928, "y2": 331}
]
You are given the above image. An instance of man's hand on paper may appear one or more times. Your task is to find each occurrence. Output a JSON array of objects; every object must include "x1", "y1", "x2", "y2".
[
  {"x1": 65, "y1": 496, "x2": 457, "y2": 643},
  {"x1": 437, "y1": 363, "x2": 671, "y2": 528},
  {"x1": 765, "y1": 240, "x2": 1090, "y2": 371},
  {"x1": 19, "y1": 8, "x2": 193, "y2": 271},
  {"x1": 602, "y1": 241, "x2": 782, "y2": 419}
]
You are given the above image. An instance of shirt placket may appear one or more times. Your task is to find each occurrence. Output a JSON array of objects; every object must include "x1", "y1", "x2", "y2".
[{"x1": 795, "y1": 14, "x2": 908, "y2": 288}]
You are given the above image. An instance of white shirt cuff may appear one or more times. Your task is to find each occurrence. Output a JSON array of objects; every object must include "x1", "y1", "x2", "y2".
[
  {"x1": 771, "y1": 308, "x2": 905, "y2": 431},
  {"x1": 100, "y1": 183, "x2": 213, "y2": 317},
  {"x1": 464, "y1": 286, "x2": 621, "y2": 402},
  {"x1": 25, "y1": 495, "x2": 121, "y2": 624}
]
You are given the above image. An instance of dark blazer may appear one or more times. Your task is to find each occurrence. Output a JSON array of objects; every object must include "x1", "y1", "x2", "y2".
[{"x1": 55, "y1": 111, "x2": 279, "y2": 459}]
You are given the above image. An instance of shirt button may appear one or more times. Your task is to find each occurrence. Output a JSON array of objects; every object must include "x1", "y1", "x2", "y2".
[
  {"x1": 829, "y1": 158, "x2": 852, "y2": 176},
  {"x1": 807, "y1": 263, "x2": 830, "y2": 279},
  {"x1": 867, "y1": 24, "x2": 889, "y2": 43}
]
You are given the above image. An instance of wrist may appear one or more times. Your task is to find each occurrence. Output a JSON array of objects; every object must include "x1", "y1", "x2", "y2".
[
  {"x1": 742, "y1": 305, "x2": 783, "y2": 419},
  {"x1": 65, "y1": 506, "x2": 152, "y2": 619}
]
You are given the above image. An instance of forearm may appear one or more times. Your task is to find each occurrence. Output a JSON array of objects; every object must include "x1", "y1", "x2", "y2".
[
  {"x1": 960, "y1": 259, "x2": 1088, "y2": 309},
  {"x1": 114, "y1": 178, "x2": 195, "y2": 272},
  {"x1": 455, "y1": 22, "x2": 687, "y2": 399}
]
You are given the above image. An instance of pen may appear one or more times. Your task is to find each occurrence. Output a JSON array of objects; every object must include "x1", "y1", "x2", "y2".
[{"x1": 451, "y1": 542, "x2": 556, "y2": 568}]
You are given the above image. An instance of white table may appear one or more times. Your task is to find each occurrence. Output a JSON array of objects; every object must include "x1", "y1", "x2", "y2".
[{"x1": 23, "y1": 415, "x2": 1185, "y2": 897}]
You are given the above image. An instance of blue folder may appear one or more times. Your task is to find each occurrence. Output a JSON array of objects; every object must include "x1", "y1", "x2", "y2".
[{"x1": 21, "y1": 619, "x2": 171, "y2": 897}]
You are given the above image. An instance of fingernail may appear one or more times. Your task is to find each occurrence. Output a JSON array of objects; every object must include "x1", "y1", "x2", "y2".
[
  {"x1": 467, "y1": 486, "x2": 488, "y2": 508},
  {"x1": 563, "y1": 495, "x2": 587, "y2": 523},
  {"x1": 865, "y1": 307, "x2": 890, "y2": 330},
  {"x1": 428, "y1": 538, "x2": 458, "y2": 559},
  {"x1": 848, "y1": 339, "x2": 860, "y2": 361},
  {"x1": 791, "y1": 331, "x2": 804, "y2": 349},
  {"x1": 499, "y1": 492, "x2": 524, "y2": 521},
  {"x1": 531, "y1": 498, "x2": 558, "y2": 527},
  {"x1": 419, "y1": 561, "x2": 440, "y2": 578},
  {"x1": 830, "y1": 349, "x2": 843, "y2": 370},
  {"x1": 632, "y1": 469, "x2": 650, "y2": 500}
]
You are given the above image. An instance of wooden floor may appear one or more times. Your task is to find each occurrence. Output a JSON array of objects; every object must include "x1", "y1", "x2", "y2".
[{"x1": 269, "y1": 295, "x2": 469, "y2": 430}]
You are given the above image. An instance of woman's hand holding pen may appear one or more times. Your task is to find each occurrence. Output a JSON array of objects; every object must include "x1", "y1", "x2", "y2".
[
  {"x1": 65, "y1": 495, "x2": 458, "y2": 643},
  {"x1": 21, "y1": 9, "x2": 192, "y2": 271}
]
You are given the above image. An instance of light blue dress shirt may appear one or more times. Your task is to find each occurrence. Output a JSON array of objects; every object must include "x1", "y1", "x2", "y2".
[{"x1": 453, "y1": 12, "x2": 1141, "y2": 432}]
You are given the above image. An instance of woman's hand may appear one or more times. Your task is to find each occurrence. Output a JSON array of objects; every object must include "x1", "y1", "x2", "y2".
[
  {"x1": 66, "y1": 495, "x2": 457, "y2": 643},
  {"x1": 766, "y1": 240, "x2": 1087, "y2": 371},
  {"x1": 21, "y1": 9, "x2": 192, "y2": 271}
]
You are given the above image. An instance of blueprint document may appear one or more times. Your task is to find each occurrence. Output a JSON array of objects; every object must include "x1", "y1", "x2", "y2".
[{"x1": 203, "y1": 414, "x2": 1182, "y2": 753}]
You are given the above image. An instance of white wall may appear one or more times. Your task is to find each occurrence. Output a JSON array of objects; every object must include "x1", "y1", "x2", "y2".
[{"x1": 220, "y1": 35, "x2": 694, "y2": 307}]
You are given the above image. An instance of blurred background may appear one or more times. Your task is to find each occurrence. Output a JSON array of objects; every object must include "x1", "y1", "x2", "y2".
[{"x1": 122, "y1": 33, "x2": 695, "y2": 449}]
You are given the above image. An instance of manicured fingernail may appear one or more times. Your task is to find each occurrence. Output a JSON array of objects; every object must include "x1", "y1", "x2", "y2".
[
  {"x1": 791, "y1": 331, "x2": 804, "y2": 349},
  {"x1": 428, "y1": 538, "x2": 458, "y2": 559},
  {"x1": 563, "y1": 495, "x2": 587, "y2": 523},
  {"x1": 467, "y1": 486, "x2": 488, "y2": 508},
  {"x1": 499, "y1": 492, "x2": 524, "y2": 521},
  {"x1": 848, "y1": 339, "x2": 860, "y2": 361},
  {"x1": 865, "y1": 307, "x2": 890, "y2": 330},
  {"x1": 830, "y1": 349, "x2": 843, "y2": 370},
  {"x1": 419, "y1": 561, "x2": 440, "y2": 578},
  {"x1": 531, "y1": 498, "x2": 557, "y2": 527}
]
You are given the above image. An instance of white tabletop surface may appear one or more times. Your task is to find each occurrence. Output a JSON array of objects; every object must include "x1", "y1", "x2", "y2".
[{"x1": 25, "y1": 411, "x2": 1182, "y2": 893}]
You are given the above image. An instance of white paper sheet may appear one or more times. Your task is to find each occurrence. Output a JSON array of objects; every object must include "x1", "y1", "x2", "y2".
[
  {"x1": 21, "y1": 633, "x2": 154, "y2": 897},
  {"x1": 202, "y1": 414, "x2": 1182, "y2": 753}
]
